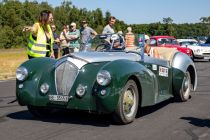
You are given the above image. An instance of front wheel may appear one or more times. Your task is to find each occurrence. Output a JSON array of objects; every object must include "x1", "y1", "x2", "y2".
[
  {"x1": 112, "y1": 80, "x2": 139, "y2": 124},
  {"x1": 178, "y1": 71, "x2": 191, "y2": 102}
]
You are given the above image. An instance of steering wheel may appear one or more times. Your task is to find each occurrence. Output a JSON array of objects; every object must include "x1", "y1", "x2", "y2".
[{"x1": 95, "y1": 43, "x2": 111, "y2": 51}]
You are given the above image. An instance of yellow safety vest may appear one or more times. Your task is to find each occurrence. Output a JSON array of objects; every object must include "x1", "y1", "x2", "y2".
[{"x1": 27, "y1": 23, "x2": 54, "y2": 57}]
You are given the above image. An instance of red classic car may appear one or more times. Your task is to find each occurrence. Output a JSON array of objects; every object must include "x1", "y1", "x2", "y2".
[{"x1": 149, "y1": 36, "x2": 192, "y2": 57}]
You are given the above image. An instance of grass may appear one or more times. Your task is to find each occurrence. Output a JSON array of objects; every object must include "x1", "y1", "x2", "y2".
[{"x1": 0, "y1": 48, "x2": 27, "y2": 80}]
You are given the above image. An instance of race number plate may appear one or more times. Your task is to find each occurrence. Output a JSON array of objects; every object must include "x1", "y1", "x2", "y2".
[{"x1": 49, "y1": 95, "x2": 69, "y2": 102}]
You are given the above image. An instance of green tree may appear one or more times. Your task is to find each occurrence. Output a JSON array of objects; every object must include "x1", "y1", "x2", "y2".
[
  {"x1": 0, "y1": 0, "x2": 209, "y2": 49},
  {"x1": 163, "y1": 17, "x2": 173, "y2": 24},
  {"x1": 162, "y1": 17, "x2": 174, "y2": 36},
  {"x1": 200, "y1": 16, "x2": 210, "y2": 35},
  {"x1": 54, "y1": 1, "x2": 72, "y2": 31},
  {"x1": 105, "y1": 11, "x2": 111, "y2": 25},
  {"x1": 0, "y1": 26, "x2": 15, "y2": 48}
]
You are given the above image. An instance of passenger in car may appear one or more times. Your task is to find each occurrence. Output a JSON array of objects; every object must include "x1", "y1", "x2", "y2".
[
  {"x1": 111, "y1": 33, "x2": 125, "y2": 50},
  {"x1": 144, "y1": 35, "x2": 160, "y2": 58}
]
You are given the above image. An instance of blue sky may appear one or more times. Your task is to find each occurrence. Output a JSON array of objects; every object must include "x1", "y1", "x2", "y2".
[{"x1": 21, "y1": 0, "x2": 210, "y2": 24}]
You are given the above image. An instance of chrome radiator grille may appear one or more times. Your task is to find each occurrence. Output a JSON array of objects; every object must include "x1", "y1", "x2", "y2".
[{"x1": 55, "y1": 61, "x2": 78, "y2": 95}]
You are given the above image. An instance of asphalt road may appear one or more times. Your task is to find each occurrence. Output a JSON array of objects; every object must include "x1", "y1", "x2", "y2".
[{"x1": 0, "y1": 61, "x2": 210, "y2": 140}]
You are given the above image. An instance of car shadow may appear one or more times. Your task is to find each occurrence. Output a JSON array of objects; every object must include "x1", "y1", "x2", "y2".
[
  {"x1": 7, "y1": 109, "x2": 113, "y2": 127},
  {"x1": 180, "y1": 117, "x2": 210, "y2": 128},
  {"x1": 7, "y1": 98, "x2": 174, "y2": 126},
  {"x1": 136, "y1": 98, "x2": 174, "y2": 118}
]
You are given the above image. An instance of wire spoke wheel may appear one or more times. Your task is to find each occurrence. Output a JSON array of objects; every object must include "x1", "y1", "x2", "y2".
[
  {"x1": 123, "y1": 88, "x2": 136, "y2": 118},
  {"x1": 179, "y1": 71, "x2": 191, "y2": 102},
  {"x1": 113, "y1": 80, "x2": 139, "y2": 124}
]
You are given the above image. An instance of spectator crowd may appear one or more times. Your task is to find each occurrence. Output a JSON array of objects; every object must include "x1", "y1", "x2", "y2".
[{"x1": 23, "y1": 10, "x2": 155, "y2": 59}]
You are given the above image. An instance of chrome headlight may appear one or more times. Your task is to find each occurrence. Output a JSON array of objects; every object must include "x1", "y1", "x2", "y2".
[
  {"x1": 76, "y1": 84, "x2": 87, "y2": 97},
  {"x1": 16, "y1": 66, "x2": 28, "y2": 81},
  {"x1": 97, "y1": 70, "x2": 111, "y2": 86},
  {"x1": 40, "y1": 83, "x2": 49, "y2": 94}
]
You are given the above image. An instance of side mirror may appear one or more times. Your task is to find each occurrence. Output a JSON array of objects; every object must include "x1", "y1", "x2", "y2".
[{"x1": 99, "y1": 35, "x2": 107, "y2": 39}]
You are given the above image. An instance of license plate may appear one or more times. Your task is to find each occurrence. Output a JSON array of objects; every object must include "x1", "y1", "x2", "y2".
[
  {"x1": 49, "y1": 95, "x2": 69, "y2": 102},
  {"x1": 204, "y1": 57, "x2": 210, "y2": 59}
]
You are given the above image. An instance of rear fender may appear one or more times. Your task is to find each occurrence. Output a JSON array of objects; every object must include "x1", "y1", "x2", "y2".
[{"x1": 172, "y1": 52, "x2": 197, "y2": 92}]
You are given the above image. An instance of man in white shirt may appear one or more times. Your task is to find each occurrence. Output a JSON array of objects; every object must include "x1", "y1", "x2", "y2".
[
  {"x1": 102, "y1": 16, "x2": 116, "y2": 47},
  {"x1": 102, "y1": 16, "x2": 116, "y2": 34}
]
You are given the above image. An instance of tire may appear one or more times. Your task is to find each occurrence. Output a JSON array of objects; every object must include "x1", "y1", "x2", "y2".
[
  {"x1": 27, "y1": 106, "x2": 52, "y2": 118},
  {"x1": 113, "y1": 80, "x2": 139, "y2": 124},
  {"x1": 95, "y1": 43, "x2": 110, "y2": 51},
  {"x1": 178, "y1": 71, "x2": 191, "y2": 102}
]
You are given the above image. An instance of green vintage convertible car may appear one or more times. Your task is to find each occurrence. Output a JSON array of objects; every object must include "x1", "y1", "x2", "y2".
[{"x1": 16, "y1": 35, "x2": 197, "y2": 124}]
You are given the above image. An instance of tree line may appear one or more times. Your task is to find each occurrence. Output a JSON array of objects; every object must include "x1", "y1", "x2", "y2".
[{"x1": 0, "y1": 0, "x2": 209, "y2": 49}]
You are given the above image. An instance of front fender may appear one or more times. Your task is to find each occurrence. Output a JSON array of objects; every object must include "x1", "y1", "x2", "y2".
[
  {"x1": 16, "y1": 58, "x2": 56, "y2": 106},
  {"x1": 95, "y1": 59, "x2": 157, "y2": 112}
]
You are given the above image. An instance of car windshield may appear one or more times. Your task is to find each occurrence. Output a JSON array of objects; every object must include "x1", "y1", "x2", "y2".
[
  {"x1": 149, "y1": 39, "x2": 157, "y2": 46},
  {"x1": 157, "y1": 38, "x2": 179, "y2": 45},
  {"x1": 90, "y1": 34, "x2": 144, "y2": 57},
  {"x1": 91, "y1": 33, "x2": 126, "y2": 51},
  {"x1": 180, "y1": 41, "x2": 198, "y2": 46}
]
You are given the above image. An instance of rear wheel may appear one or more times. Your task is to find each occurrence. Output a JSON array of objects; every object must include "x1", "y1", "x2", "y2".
[
  {"x1": 178, "y1": 71, "x2": 191, "y2": 102},
  {"x1": 113, "y1": 80, "x2": 139, "y2": 124}
]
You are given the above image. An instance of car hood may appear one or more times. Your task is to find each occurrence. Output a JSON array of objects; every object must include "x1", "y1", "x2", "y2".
[
  {"x1": 56, "y1": 51, "x2": 142, "y2": 69},
  {"x1": 58, "y1": 51, "x2": 171, "y2": 69}
]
